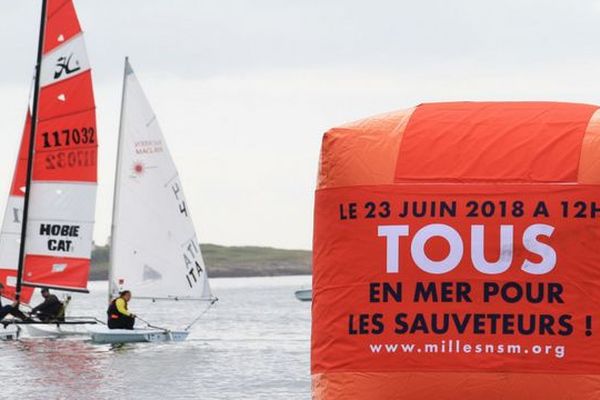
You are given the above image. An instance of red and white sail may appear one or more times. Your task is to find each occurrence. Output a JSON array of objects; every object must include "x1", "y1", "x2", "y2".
[
  {"x1": 22, "y1": 0, "x2": 97, "y2": 292},
  {"x1": 0, "y1": 112, "x2": 35, "y2": 303}
]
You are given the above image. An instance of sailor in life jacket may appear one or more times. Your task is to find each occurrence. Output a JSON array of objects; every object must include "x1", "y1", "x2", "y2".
[{"x1": 107, "y1": 290, "x2": 136, "y2": 329}]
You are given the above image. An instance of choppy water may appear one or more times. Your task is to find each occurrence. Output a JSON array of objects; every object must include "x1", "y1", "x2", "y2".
[{"x1": 0, "y1": 275, "x2": 312, "y2": 400}]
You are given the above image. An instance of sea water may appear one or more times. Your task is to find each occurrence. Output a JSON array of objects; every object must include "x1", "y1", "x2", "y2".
[{"x1": 0, "y1": 275, "x2": 312, "y2": 400}]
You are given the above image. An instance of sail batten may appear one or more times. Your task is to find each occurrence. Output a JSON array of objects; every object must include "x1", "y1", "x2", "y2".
[{"x1": 109, "y1": 59, "x2": 212, "y2": 302}]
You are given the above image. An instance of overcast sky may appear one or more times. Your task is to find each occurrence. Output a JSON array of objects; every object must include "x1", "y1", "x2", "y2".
[{"x1": 2, "y1": 0, "x2": 600, "y2": 250}]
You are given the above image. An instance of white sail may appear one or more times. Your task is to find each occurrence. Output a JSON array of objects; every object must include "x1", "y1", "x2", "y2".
[
  {"x1": 109, "y1": 59, "x2": 212, "y2": 301},
  {"x1": 0, "y1": 112, "x2": 35, "y2": 303}
]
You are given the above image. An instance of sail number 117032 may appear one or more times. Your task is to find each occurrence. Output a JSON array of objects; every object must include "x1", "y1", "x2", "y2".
[{"x1": 42, "y1": 127, "x2": 95, "y2": 148}]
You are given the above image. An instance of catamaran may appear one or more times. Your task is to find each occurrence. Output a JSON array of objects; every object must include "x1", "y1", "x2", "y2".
[
  {"x1": 0, "y1": 0, "x2": 99, "y2": 338},
  {"x1": 88, "y1": 59, "x2": 216, "y2": 344}
]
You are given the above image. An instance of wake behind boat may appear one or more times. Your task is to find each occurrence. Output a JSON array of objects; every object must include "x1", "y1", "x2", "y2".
[{"x1": 89, "y1": 58, "x2": 216, "y2": 344}]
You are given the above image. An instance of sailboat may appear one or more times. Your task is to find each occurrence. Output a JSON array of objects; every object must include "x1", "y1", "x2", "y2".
[
  {"x1": 0, "y1": 0, "x2": 99, "y2": 338},
  {"x1": 88, "y1": 59, "x2": 216, "y2": 344},
  {"x1": 294, "y1": 288, "x2": 312, "y2": 302}
]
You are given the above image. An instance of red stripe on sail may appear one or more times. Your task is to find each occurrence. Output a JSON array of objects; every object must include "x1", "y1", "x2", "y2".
[
  {"x1": 38, "y1": 71, "x2": 95, "y2": 121},
  {"x1": 22, "y1": 255, "x2": 90, "y2": 291},
  {"x1": 44, "y1": 0, "x2": 82, "y2": 55},
  {"x1": 10, "y1": 112, "x2": 31, "y2": 197},
  {"x1": 34, "y1": 109, "x2": 97, "y2": 182},
  {"x1": 0, "y1": 269, "x2": 34, "y2": 304}
]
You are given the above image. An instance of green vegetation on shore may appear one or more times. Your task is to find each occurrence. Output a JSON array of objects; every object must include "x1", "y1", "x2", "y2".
[{"x1": 89, "y1": 243, "x2": 312, "y2": 280}]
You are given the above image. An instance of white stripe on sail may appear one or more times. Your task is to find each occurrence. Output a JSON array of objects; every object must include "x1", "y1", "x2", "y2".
[
  {"x1": 40, "y1": 33, "x2": 90, "y2": 87},
  {"x1": 25, "y1": 182, "x2": 96, "y2": 259},
  {"x1": 0, "y1": 235, "x2": 21, "y2": 269},
  {"x1": 27, "y1": 182, "x2": 96, "y2": 221}
]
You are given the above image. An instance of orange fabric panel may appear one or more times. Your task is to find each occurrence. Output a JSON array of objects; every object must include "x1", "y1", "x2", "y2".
[
  {"x1": 313, "y1": 372, "x2": 600, "y2": 400},
  {"x1": 578, "y1": 109, "x2": 600, "y2": 184},
  {"x1": 34, "y1": 109, "x2": 97, "y2": 182},
  {"x1": 317, "y1": 108, "x2": 415, "y2": 189},
  {"x1": 10, "y1": 111, "x2": 31, "y2": 196},
  {"x1": 313, "y1": 102, "x2": 600, "y2": 399},
  {"x1": 395, "y1": 102, "x2": 598, "y2": 183},
  {"x1": 0, "y1": 269, "x2": 34, "y2": 304},
  {"x1": 23, "y1": 255, "x2": 90, "y2": 292},
  {"x1": 44, "y1": 0, "x2": 81, "y2": 55},
  {"x1": 39, "y1": 71, "x2": 95, "y2": 122},
  {"x1": 313, "y1": 184, "x2": 600, "y2": 375},
  {"x1": 312, "y1": 184, "x2": 600, "y2": 399}
]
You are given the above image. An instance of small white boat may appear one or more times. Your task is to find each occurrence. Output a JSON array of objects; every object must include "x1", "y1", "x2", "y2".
[
  {"x1": 88, "y1": 326, "x2": 189, "y2": 344},
  {"x1": 90, "y1": 59, "x2": 216, "y2": 345},
  {"x1": 295, "y1": 289, "x2": 312, "y2": 302}
]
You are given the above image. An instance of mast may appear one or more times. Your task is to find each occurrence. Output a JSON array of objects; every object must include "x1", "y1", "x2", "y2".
[
  {"x1": 15, "y1": 0, "x2": 48, "y2": 303},
  {"x1": 108, "y1": 57, "x2": 131, "y2": 302}
]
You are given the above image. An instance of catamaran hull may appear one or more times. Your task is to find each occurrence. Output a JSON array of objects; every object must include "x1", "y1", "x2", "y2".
[
  {"x1": 25, "y1": 324, "x2": 89, "y2": 338},
  {"x1": 88, "y1": 327, "x2": 189, "y2": 344},
  {"x1": 0, "y1": 327, "x2": 20, "y2": 341}
]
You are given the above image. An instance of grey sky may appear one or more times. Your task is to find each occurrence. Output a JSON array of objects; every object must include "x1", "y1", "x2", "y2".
[{"x1": 2, "y1": 1, "x2": 600, "y2": 249}]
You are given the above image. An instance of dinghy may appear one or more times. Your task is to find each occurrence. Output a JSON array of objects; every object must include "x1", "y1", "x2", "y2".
[
  {"x1": 0, "y1": 0, "x2": 99, "y2": 337},
  {"x1": 294, "y1": 288, "x2": 312, "y2": 302},
  {"x1": 89, "y1": 59, "x2": 215, "y2": 344}
]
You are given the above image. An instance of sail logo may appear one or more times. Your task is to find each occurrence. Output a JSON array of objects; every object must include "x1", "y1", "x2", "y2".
[
  {"x1": 54, "y1": 53, "x2": 81, "y2": 80},
  {"x1": 11, "y1": 207, "x2": 21, "y2": 224},
  {"x1": 39, "y1": 223, "x2": 80, "y2": 253},
  {"x1": 52, "y1": 264, "x2": 67, "y2": 273},
  {"x1": 132, "y1": 162, "x2": 146, "y2": 176},
  {"x1": 135, "y1": 140, "x2": 163, "y2": 154}
]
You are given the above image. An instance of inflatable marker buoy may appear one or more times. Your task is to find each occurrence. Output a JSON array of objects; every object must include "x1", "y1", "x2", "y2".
[{"x1": 312, "y1": 102, "x2": 600, "y2": 400}]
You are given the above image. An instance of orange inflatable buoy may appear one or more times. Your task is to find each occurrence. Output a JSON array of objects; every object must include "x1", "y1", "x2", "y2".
[{"x1": 312, "y1": 102, "x2": 600, "y2": 400}]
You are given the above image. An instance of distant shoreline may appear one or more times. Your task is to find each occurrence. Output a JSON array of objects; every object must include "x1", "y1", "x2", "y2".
[{"x1": 90, "y1": 243, "x2": 312, "y2": 280}]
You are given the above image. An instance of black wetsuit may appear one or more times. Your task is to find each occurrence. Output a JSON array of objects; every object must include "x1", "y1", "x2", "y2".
[
  {"x1": 107, "y1": 298, "x2": 135, "y2": 330},
  {"x1": 31, "y1": 294, "x2": 63, "y2": 322},
  {"x1": 0, "y1": 297, "x2": 29, "y2": 321}
]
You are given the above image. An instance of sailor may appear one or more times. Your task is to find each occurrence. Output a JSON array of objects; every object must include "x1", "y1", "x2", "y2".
[
  {"x1": 107, "y1": 290, "x2": 136, "y2": 330},
  {"x1": 0, "y1": 283, "x2": 31, "y2": 321},
  {"x1": 31, "y1": 288, "x2": 63, "y2": 322}
]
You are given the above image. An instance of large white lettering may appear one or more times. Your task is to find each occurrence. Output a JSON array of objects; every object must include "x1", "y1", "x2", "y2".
[{"x1": 379, "y1": 224, "x2": 556, "y2": 275}]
